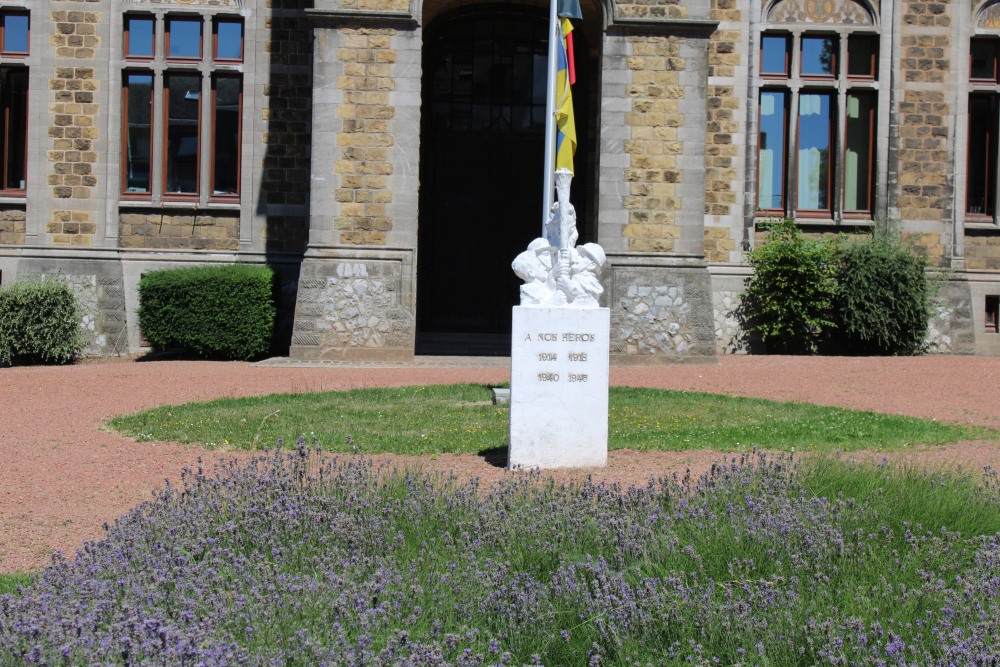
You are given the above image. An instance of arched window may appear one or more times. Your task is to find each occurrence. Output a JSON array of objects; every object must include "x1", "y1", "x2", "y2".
[{"x1": 755, "y1": 0, "x2": 879, "y2": 220}]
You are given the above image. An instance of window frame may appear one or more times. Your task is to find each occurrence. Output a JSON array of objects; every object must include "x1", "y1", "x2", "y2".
[
  {"x1": 121, "y1": 71, "x2": 154, "y2": 199},
  {"x1": 119, "y1": 12, "x2": 244, "y2": 205},
  {"x1": 0, "y1": 9, "x2": 29, "y2": 196},
  {"x1": 210, "y1": 73, "x2": 242, "y2": 200},
  {"x1": 0, "y1": 10, "x2": 29, "y2": 58},
  {"x1": 755, "y1": 28, "x2": 880, "y2": 222},
  {"x1": 966, "y1": 36, "x2": 1000, "y2": 224}
]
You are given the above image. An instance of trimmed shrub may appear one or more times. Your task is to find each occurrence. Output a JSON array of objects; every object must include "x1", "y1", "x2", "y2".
[
  {"x1": 138, "y1": 264, "x2": 275, "y2": 360},
  {"x1": 830, "y1": 225, "x2": 932, "y2": 356},
  {"x1": 0, "y1": 280, "x2": 84, "y2": 365},
  {"x1": 740, "y1": 219, "x2": 839, "y2": 354}
]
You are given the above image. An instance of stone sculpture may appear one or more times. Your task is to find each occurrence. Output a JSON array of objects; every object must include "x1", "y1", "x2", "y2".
[{"x1": 512, "y1": 169, "x2": 607, "y2": 308}]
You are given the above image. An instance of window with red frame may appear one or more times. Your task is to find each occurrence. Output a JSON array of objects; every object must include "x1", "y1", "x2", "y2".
[
  {"x1": 0, "y1": 10, "x2": 29, "y2": 194},
  {"x1": 122, "y1": 13, "x2": 243, "y2": 202},
  {"x1": 756, "y1": 30, "x2": 878, "y2": 220},
  {"x1": 967, "y1": 39, "x2": 1000, "y2": 220}
]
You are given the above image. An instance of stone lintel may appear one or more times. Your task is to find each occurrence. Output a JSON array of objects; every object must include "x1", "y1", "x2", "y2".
[
  {"x1": 604, "y1": 252, "x2": 708, "y2": 270},
  {"x1": 607, "y1": 18, "x2": 719, "y2": 37},
  {"x1": 304, "y1": 8, "x2": 418, "y2": 29}
]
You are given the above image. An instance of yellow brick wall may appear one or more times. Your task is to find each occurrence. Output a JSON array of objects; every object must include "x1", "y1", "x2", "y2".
[
  {"x1": 896, "y1": 0, "x2": 953, "y2": 230},
  {"x1": 47, "y1": 8, "x2": 101, "y2": 248},
  {"x1": 119, "y1": 213, "x2": 239, "y2": 251},
  {"x1": 335, "y1": 28, "x2": 398, "y2": 246},
  {"x1": 622, "y1": 35, "x2": 686, "y2": 252},
  {"x1": 0, "y1": 208, "x2": 26, "y2": 245}
]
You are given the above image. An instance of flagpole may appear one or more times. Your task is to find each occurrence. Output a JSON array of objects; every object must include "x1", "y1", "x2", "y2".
[{"x1": 542, "y1": 0, "x2": 558, "y2": 235}]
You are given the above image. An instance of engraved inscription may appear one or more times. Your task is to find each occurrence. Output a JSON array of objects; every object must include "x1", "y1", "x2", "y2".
[
  {"x1": 569, "y1": 352, "x2": 587, "y2": 362},
  {"x1": 538, "y1": 372, "x2": 560, "y2": 382},
  {"x1": 539, "y1": 352, "x2": 558, "y2": 361},
  {"x1": 568, "y1": 373, "x2": 589, "y2": 383}
]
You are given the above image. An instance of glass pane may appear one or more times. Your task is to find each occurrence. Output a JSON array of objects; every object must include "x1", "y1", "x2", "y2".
[
  {"x1": 215, "y1": 20, "x2": 242, "y2": 60},
  {"x1": 761, "y1": 34, "x2": 789, "y2": 76},
  {"x1": 1, "y1": 68, "x2": 28, "y2": 189},
  {"x1": 847, "y1": 35, "x2": 877, "y2": 78},
  {"x1": 801, "y1": 36, "x2": 836, "y2": 77},
  {"x1": 757, "y1": 91, "x2": 786, "y2": 210},
  {"x1": 168, "y1": 18, "x2": 201, "y2": 59},
  {"x1": 844, "y1": 94, "x2": 875, "y2": 212},
  {"x1": 3, "y1": 13, "x2": 29, "y2": 54},
  {"x1": 126, "y1": 17, "x2": 154, "y2": 58},
  {"x1": 213, "y1": 77, "x2": 240, "y2": 195},
  {"x1": 971, "y1": 40, "x2": 997, "y2": 82},
  {"x1": 124, "y1": 73, "x2": 153, "y2": 193},
  {"x1": 797, "y1": 93, "x2": 832, "y2": 211},
  {"x1": 967, "y1": 95, "x2": 997, "y2": 215},
  {"x1": 165, "y1": 75, "x2": 200, "y2": 194}
]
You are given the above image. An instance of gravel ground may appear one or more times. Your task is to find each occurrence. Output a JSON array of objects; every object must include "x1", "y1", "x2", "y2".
[{"x1": 2, "y1": 354, "x2": 1000, "y2": 574}]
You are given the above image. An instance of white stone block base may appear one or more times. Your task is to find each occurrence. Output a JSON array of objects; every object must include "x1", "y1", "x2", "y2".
[{"x1": 508, "y1": 306, "x2": 610, "y2": 469}]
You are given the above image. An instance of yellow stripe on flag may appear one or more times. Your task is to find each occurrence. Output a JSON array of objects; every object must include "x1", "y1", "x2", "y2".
[{"x1": 555, "y1": 17, "x2": 577, "y2": 174}]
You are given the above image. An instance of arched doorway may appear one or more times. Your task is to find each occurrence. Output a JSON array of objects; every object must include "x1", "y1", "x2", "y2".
[{"x1": 415, "y1": 4, "x2": 595, "y2": 354}]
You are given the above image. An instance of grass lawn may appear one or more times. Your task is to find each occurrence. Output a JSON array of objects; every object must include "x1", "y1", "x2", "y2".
[
  {"x1": 0, "y1": 573, "x2": 30, "y2": 597},
  {"x1": 107, "y1": 384, "x2": 994, "y2": 454}
]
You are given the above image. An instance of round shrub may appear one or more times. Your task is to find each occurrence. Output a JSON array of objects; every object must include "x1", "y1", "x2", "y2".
[
  {"x1": 0, "y1": 280, "x2": 84, "y2": 365},
  {"x1": 830, "y1": 232, "x2": 931, "y2": 356},
  {"x1": 138, "y1": 264, "x2": 276, "y2": 360},
  {"x1": 741, "y1": 219, "x2": 839, "y2": 354}
]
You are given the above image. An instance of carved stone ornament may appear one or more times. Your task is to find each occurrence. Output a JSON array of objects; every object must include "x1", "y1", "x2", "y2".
[
  {"x1": 125, "y1": 0, "x2": 241, "y2": 7},
  {"x1": 512, "y1": 169, "x2": 607, "y2": 309},
  {"x1": 767, "y1": 0, "x2": 873, "y2": 24},
  {"x1": 979, "y1": 0, "x2": 1000, "y2": 29}
]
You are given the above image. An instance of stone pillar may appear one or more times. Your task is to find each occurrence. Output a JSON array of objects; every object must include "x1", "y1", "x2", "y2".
[
  {"x1": 290, "y1": 7, "x2": 420, "y2": 361},
  {"x1": 597, "y1": 12, "x2": 719, "y2": 363}
]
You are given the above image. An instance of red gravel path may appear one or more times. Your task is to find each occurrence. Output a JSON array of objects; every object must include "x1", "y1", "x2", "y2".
[{"x1": 2, "y1": 355, "x2": 1000, "y2": 574}]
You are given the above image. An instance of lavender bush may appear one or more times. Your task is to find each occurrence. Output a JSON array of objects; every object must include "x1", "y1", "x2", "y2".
[{"x1": 2, "y1": 446, "x2": 999, "y2": 666}]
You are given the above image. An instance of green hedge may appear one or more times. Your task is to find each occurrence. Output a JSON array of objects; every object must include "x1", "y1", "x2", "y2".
[
  {"x1": 138, "y1": 264, "x2": 276, "y2": 360},
  {"x1": 740, "y1": 219, "x2": 839, "y2": 354},
  {"x1": 830, "y1": 230, "x2": 931, "y2": 356},
  {"x1": 0, "y1": 280, "x2": 84, "y2": 365},
  {"x1": 742, "y1": 220, "x2": 933, "y2": 356}
]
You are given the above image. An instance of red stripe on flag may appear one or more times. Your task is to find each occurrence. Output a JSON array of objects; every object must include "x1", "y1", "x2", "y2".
[{"x1": 566, "y1": 30, "x2": 576, "y2": 86}]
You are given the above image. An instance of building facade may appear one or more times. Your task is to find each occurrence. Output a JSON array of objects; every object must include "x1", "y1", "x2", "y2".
[{"x1": 0, "y1": 0, "x2": 998, "y2": 360}]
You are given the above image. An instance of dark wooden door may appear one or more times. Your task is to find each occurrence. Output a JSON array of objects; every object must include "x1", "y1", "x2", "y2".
[{"x1": 417, "y1": 11, "x2": 548, "y2": 353}]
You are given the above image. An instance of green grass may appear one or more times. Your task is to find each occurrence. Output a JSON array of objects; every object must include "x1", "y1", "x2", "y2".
[
  {"x1": 0, "y1": 573, "x2": 31, "y2": 596},
  {"x1": 799, "y1": 456, "x2": 1000, "y2": 537},
  {"x1": 106, "y1": 384, "x2": 995, "y2": 455}
]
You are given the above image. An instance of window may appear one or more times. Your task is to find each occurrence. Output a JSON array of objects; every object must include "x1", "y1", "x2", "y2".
[
  {"x1": 986, "y1": 295, "x2": 999, "y2": 334},
  {"x1": 0, "y1": 10, "x2": 28, "y2": 194},
  {"x1": 967, "y1": 38, "x2": 1000, "y2": 220},
  {"x1": 122, "y1": 13, "x2": 243, "y2": 202},
  {"x1": 756, "y1": 31, "x2": 878, "y2": 219}
]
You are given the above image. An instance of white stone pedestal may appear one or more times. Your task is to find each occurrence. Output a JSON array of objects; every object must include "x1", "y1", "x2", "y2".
[{"x1": 508, "y1": 306, "x2": 610, "y2": 468}]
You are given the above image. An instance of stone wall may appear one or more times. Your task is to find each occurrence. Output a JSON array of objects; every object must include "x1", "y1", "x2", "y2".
[
  {"x1": 290, "y1": 256, "x2": 416, "y2": 360},
  {"x1": 607, "y1": 260, "x2": 716, "y2": 361},
  {"x1": 712, "y1": 287, "x2": 748, "y2": 354},
  {"x1": 333, "y1": 27, "x2": 398, "y2": 246},
  {"x1": 0, "y1": 208, "x2": 26, "y2": 245},
  {"x1": 894, "y1": 0, "x2": 954, "y2": 226},
  {"x1": 47, "y1": 4, "x2": 102, "y2": 248},
  {"x1": 965, "y1": 231, "x2": 1000, "y2": 270},
  {"x1": 615, "y1": 0, "x2": 688, "y2": 19},
  {"x1": 622, "y1": 35, "x2": 686, "y2": 253},
  {"x1": 260, "y1": 1, "x2": 313, "y2": 253},
  {"x1": 17, "y1": 260, "x2": 126, "y2": 356},
  {"x1": 925, "y1": 278, "x2": 976, "y2": 353},
  {"x1": 119, "y1": 212, "x2": 240, "y2": 250}
]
